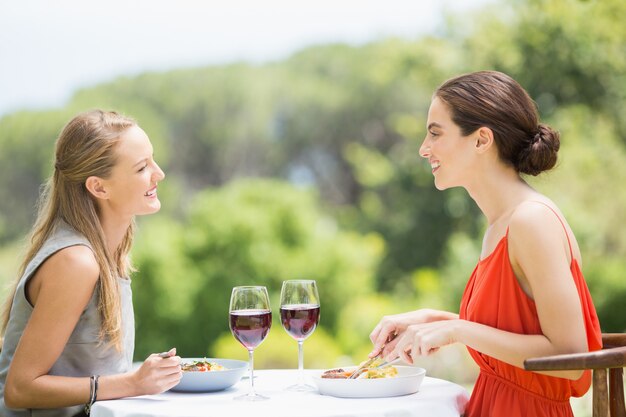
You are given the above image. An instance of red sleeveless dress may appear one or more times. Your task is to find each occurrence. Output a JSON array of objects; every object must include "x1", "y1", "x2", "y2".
[{"x1": 459, "y1": 205, "x2": 602, "y2": 417}]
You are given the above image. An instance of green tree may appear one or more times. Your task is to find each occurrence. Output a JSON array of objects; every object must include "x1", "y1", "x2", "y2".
[{"x1": 131, "y1": 179, "x2": 384, "y2": 360}]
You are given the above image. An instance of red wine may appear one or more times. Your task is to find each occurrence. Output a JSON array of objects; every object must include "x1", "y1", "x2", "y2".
[
  {"x1": 280, "y1": 304, "x2": 320, "y2": 341},
  {"x1": 230, "y1": 309, "x2": 272, "y2": 349}
]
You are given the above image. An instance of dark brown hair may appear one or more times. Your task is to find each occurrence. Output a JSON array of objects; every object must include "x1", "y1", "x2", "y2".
[{"x1": 434, "y1": 70, "x2": 560, "y2": 176}]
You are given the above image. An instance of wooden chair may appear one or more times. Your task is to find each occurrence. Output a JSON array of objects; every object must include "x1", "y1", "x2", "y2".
[{"x1": 524, "y1": 333, "x2": 626, "y2": 417}]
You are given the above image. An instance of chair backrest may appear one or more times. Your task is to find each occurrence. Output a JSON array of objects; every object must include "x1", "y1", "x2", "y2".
[{"x1": 524, "y1": 333, "x2": 626, "y2": 417}]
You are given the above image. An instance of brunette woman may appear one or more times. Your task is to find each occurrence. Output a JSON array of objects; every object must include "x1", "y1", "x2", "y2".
[{"x1": 369, "y1": 71, "x2": 601, "y2": 417}]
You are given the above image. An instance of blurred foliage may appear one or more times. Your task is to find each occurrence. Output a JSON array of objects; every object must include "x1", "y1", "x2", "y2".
[
  {"x1": 0, "y1": 0, "x2": 625, "y2": 384},
  {"x1": 212, "y1": 325, "x2": 345, "y2": 370},
  {"x1": 131, "y1": 179, "x2": 383, "y2": 362}
]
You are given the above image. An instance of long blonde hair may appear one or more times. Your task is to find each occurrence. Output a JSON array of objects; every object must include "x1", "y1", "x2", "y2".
[{"x1": 1, "y1": 110, "x2": 137, "y2": 350}]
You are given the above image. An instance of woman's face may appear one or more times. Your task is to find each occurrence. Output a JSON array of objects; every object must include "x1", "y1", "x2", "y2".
[
  {"x1": 101, "y1": 125, "x2": 165, "y2": 219},
  {"x1": 419, "y1": 97, "x2": 477, "y2": 190}
]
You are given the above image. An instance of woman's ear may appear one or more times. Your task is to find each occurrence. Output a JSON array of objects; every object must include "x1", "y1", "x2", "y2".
[
  {"x1": 85, "y1": 176, "x2": 109, "y2": 200},
  {"x1": 474, "y1": 127, "x2": 494, "y2": 154}
]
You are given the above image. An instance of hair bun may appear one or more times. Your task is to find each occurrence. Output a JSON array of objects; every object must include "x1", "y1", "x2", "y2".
[{"x1": 515, "y1": 123, "x2": 560, "y2": 176}]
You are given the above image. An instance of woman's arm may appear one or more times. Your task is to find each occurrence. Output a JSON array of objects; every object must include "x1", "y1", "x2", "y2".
[
  {"x1": 505, "y1": 203, "x2": 588, "y2": 377},
  {"x1": 4, "y1": 246, "x2": 181, "y2": 408},
  {"x1": 389, "y1": 204, "x2": 589, "y2": 380},
  {"x1": 5, "y1": 246, "x2": 99, "y2": 407}
]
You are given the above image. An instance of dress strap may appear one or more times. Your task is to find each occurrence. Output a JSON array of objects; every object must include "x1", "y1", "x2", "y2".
[{"x1": 528, "y1": 201, "x2": 574, "y2": 259}]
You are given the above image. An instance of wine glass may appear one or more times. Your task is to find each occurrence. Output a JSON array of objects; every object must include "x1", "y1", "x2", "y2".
[
  {"x1": 229, "y1": 286, "x2": 272, "y2": 401},
  {"x1": 280, "y1": 279, "x2": 320, "y2": 391}
]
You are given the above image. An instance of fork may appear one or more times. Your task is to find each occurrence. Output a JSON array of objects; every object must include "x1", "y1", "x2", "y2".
[
  {"x1": 348, "y1": 356, "x2": 402, "y2": 380},
  {"x1": 348, "y1": 335, "x2": 397, "y2": 379},
  {"x1": 370, "y1": 357, "x2": 402, "y2": 370},
  {"x1": 347, "y1": 354, "x2": 380, "y2": 379}
]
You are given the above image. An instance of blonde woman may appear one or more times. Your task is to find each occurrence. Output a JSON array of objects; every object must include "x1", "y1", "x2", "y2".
[{"x1": 0, "y1": 110, "x2": 181, "y2": 416}]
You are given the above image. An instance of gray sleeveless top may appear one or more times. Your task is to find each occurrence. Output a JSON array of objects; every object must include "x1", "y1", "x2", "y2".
[{"x1": 0, "y1": 222, "x2": 135, "y2": 417}]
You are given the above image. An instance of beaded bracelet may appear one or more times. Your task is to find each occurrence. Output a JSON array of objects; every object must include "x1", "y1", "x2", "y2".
[{"x1": 84, "y1": 375, "x2": 99, "y2": 415}]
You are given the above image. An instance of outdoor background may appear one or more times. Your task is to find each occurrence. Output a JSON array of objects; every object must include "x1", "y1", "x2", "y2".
[{"x1": 1, "y1": 0, "x2": 625, "y2": 415}]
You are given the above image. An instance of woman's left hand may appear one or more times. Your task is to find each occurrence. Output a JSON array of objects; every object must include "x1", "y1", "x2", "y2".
[{"x1": 392, "y1": 319, "x2": 463, "y2": 364}]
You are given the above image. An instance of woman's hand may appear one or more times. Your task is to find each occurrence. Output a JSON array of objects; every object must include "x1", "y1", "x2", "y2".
[
  {"x1": 368, "y1": 309, "x2": 458, "y2": 359},
  {"x1": 392, "y1": 320, "x2": 462, "y2": 364},
  {"x1": 131, "y1": 348, "x2": 182, "y2": 395}
]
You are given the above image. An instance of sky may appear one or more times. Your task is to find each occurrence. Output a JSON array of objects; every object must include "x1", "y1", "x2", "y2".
[{"x1": 0, "y1": 0, "x2": 494, "y2": 117}]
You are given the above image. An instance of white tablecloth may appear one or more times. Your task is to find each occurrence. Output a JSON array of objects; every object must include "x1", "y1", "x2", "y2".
[{"x1": 90, "y1": 369, "x2": 469, "y2": 417}]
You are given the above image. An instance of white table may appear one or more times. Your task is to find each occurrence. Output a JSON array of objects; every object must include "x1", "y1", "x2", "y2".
[{"x1": 90, "y1": 369, "x2": 469, "y2": 417}]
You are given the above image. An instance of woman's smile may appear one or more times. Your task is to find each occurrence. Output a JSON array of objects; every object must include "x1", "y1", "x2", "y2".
[{"x1": 144, "y1": 185, "x2": 158, "y2": 198}]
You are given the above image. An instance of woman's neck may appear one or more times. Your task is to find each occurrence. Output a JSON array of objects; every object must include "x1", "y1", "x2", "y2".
[
  {"x1": 466, "y1": 165, "x2": 535, "y2": 225},
  {"x1": 98, "y1": 212, "x2": 132, "y2": 256}
]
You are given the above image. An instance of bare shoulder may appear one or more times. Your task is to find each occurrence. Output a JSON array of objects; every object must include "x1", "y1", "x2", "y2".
[
  {"x1": 509, "y1": 200, "x2": 564, "y2": 235},
  {"x1": 37, "y1": 244, "x2": 100, "y2": 289},
  {"x1": 507, "y1": 199, "x2": 572, "y2": 264}
]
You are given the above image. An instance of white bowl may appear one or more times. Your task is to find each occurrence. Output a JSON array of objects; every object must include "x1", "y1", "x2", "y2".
[
  {"x1": 171, "y1": 358, "x2": 248, "y2": 393},
  {"x1": 312, "y1": 366, "x2": 426, "y2": 398}
]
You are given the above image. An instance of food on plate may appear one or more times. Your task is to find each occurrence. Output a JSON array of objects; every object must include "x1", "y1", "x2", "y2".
[
  {"x1": 321, "y1": 359, "x2": 398, "y2": 379},
  {"x1": 363, "y1": 366, "x2": 398, "y2": 379},
  {"x1": 321, "y1": 368, "x2": 353, "y2": 379},
  {"x1": 181, "y1": 359, "x2": 227, "y2": 372}
]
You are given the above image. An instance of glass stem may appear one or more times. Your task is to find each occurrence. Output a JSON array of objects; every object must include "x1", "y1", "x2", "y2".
[
  {"x1": 248, "y1": 349, "x2": 255, "y2": 395},
  {"x1": 298, "y1": 340, "x2": 304, "y2": 386}
]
